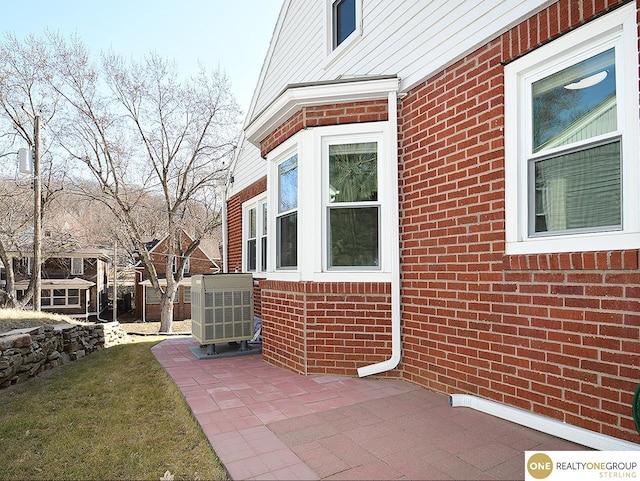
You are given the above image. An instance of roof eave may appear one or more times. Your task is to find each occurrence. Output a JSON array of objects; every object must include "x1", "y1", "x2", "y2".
[{"x1": 245, "y1": 75, "x2": 400, "y2": 147}]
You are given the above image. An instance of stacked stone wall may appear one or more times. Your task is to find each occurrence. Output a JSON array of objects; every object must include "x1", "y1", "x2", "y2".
[{"x1": 0, "y1": 323, "x2": 119, "y2": 389}]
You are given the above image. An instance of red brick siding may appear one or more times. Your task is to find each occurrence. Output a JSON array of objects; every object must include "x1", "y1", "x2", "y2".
[
  {"x1": 260, "y1": 279, "x2": 393, "y2": 376},
  {"x1": 260, "y1": 100, "x2": 388, "y2": 158},
  {"x1": 398, "y1": 0, "x2": 639, "y2": 442},
  {"x1": 226, "y1": 177, "x2": 267, "y2": 273}
]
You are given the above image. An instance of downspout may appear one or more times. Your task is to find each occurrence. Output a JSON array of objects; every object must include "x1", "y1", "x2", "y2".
[
  {"x1": 221, "y1": 183, "x2": 229, "y2": 274},
  {"x1": 358, "y1": 89, "x2": 401, "y2": 377}
]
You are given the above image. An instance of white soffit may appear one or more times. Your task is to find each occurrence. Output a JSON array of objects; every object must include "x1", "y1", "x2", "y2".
[{"x1": 245, "y1": 75, "x2": 399, "y2": 146}]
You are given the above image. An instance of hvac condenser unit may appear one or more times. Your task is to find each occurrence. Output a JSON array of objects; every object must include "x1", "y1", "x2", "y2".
[{"x1": 191, "y1": 274, "x2": 254, "y2": 355}]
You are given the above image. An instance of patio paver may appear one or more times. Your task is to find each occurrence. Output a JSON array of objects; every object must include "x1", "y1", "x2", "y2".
[{"x1": 152, "y1": 337, "x2": 587, "y2": 480}]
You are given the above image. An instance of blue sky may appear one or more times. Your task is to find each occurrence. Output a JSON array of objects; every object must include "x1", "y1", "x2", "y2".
[{"x1": 1, "y1": 0, "x2": 282, "y2": 114}]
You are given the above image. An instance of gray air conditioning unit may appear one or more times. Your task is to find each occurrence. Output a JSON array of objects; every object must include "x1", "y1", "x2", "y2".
[{"x1": 191, "y1": 274, "x2": 254, "y2": 355}]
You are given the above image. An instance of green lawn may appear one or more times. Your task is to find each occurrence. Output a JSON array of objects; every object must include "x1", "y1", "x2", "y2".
[{"x1": 0, "y1": 340, "x2": 229, "y2": 481}]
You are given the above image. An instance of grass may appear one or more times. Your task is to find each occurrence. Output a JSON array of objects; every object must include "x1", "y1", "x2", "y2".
[
  {"x1": 0, "y1": 339, "x2": 229, "y2": 480},
  {"x1": 0, "y1": 307, "x2": 84, "y2": 334}
]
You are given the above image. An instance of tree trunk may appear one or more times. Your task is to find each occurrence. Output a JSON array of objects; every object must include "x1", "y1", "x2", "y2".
[{"x1": 159, "y1": 295, "x2": 174, "y2": 333}]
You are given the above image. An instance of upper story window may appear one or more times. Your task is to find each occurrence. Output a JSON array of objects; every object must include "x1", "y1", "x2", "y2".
[
  {"x1": 333, "y1": 0, "x2": 356, "y2": 49},
  {"x1": 172, "y1": 256, "x2": 190, "y2": 274},
  {"x1": 326, "y1": 140, "x2": 380, "y2": 268},
  {"x1": 276, "y1": 154, "x2": 298, "y2": 269},
  {"x1": 504, "y1": 4, "x2": 639, "y2": 255},
  {"x1": 326, "y1": 0, "x2": 362, "y2": 58},
  {"x1": 70, "y1": 257, "x2": 84, "y2": 275}
]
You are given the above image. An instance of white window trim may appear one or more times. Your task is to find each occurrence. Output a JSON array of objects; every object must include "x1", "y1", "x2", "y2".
[
  {"x1": 270, "y1": 148, "x2": 299, "y2": 272},
  {"x1": 242, "y1": 194, "x2": 268, "y2": 275},
  {"x1": 70, "y1": 257, "x2": 84, "y2": 275},
  {"x1": 322, "y1": 131, "x2": 384, "y2": 271},
  {"x1": 504, "y1": 3, "x2": 640, "y2": 255},
  {"x1": 172, "y1": 256, "x2": 190, "y2": 274},
  {"x1": 324, "y1": 0, "x2": 362, "y2": 64},
  {"x1": 41, "y1": 288, "x2": 81, "y2": 308},
  {"x1": 266, "y1": 121, "x2": 394, "y2": 283}
]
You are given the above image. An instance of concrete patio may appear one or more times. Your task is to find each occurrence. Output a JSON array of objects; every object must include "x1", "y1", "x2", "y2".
[{"x1": 152, "y1": 337, "x2": 587, "y2": 480}]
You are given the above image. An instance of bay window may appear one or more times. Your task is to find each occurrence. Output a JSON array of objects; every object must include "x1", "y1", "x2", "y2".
[
  {"x1": 504, "y1": 4, "x2": 639, "y2": 254},
  {"x1": 266, "y1": 119, "x2": 393, "y2": 280}
]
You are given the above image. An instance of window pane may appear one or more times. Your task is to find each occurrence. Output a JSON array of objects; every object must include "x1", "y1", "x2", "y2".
[
  {"x1": 71, "y1": 257, "x2": 83, "y2": 275},
  {"x1": 261, "y1": 237, "x2": 267, "y2": 271},
  {"x1": 532, "y1": 141, "x2": 621, "y2": 234},
  {"x1": 247, "y1": 239, "x2": 257, "y2": 271},
  {"x1": 329, "y1": 142, "x2": 378, "y2": 203},
  {"x1": 532, "y1": 49, "x2": 616, "y2": 152},
  {"x1": 329, "y1": 207, "x2": 379, "y2": 267},
  {"x1": 334, "y1": 0, "x2": 356, "y2": 48},
  {"x1": 68, "y1": 295, "x2": 79, "y2": 305},
  {"x1": 277, "y1": 212, "x2": 297, "y2": 268},
  {"x1": 278, "y1": 155, "x2": 298, "y2": 213},
  {"x1": 248, "y1": 207, "x2": 257, "y2": 238},
  {"x1": 262, "y1": 203, "x2": 268, "y2": 235}
]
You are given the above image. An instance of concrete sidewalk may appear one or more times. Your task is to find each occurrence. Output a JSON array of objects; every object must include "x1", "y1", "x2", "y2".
[{"x1": 152, "y1": 337, "x2": 586, "y2": 480}]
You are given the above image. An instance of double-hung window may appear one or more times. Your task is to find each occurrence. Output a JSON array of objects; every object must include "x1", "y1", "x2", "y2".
[
  {"x1": 172, "y1": 256, "x2": 189, "y2": 274},
  {"x1": 244, "y1": 198, "x2": 268, "y2": 273},
  {"x1": 276, "y1": 154, "x2": 298, "y2": 269},
  {"x1": 326, "y1": 140, "x2": 380, "y2": 268},
  {"x1": 504, "y1": 4, "x2": 639, "y2": 254}
]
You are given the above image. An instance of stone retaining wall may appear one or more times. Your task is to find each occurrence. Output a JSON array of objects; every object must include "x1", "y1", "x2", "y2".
[{"x1": 0, "y1": 322, "x2": 130, "y2": 389}]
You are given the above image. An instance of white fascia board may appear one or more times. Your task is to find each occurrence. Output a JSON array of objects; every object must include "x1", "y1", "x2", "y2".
[{"x1": 245, "y1": 76, "x2": 399, "y2": 146}]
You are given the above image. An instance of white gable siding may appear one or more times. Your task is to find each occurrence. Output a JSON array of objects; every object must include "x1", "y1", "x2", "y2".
[
  {"x1": 232, "y1": 0, "x2": 554, "y2": 195},
  {"x1": 250, "y1": 0, "x2": 553, "y2": 122},
  {"x1": 227, "y1": 135, "x2": 264, "y2": 198}
]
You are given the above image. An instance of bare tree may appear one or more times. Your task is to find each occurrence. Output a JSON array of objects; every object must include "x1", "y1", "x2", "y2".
[
  {"x1": 48, "y1": 34, "x2": 240, "y2": 332},
  {"x1": 0, "y1": 33, "x2": 68, "y2": 308}
]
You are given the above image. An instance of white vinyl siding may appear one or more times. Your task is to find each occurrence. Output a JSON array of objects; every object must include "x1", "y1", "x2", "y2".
[
  {"x1": 250, "y1": 0, "x2": 553, "y2": 119},
  {"x1": 236, "y1": 1, "x2": 555, "y2": 195}
]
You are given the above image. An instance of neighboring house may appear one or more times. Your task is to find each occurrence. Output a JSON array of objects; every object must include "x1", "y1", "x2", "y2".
[
  {"x1": 134, "y1": 231, "x2": 220, "y2": 321},
  {"x1": 224, "y1": 0, "x2": 640, "y2": 444},
  {"x1": 12, "y1": 248, "x2": 109, "y2": 318}
]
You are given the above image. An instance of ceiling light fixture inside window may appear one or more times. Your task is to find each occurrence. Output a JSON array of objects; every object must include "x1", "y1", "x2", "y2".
[{"x1": 564, "y1": 70, "x2": 608, "y2": 89}]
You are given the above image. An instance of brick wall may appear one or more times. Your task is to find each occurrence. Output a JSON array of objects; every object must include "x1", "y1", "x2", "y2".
[
  {"x1": 227, "y1": 177, "x2": 267, "y2": 273},
  {"x1": 260, "y1": 279, "x2": 392, "y2": 376},
  {"x1": 260, "y1": 100, "x2": 388, "y2": 158},
  {"x1": 397, "y1": 0, "x2": 639, "y2": 442}
]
